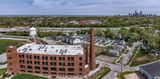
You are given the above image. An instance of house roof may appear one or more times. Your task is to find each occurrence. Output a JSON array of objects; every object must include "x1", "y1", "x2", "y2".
[{"x1": 140, "y1": 61, "x2": 160, "y2": 78}]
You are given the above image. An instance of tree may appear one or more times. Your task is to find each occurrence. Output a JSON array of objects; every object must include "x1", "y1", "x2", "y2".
[
  {"x1": 104, "y1": 29, "x2": 117, "y2": 39},
  {"x1": 119, "y1": 27, "x2": 129, "y2": 39},
  {"x1": 95, "y1": 29, "x2": 104, "y2": 37}
]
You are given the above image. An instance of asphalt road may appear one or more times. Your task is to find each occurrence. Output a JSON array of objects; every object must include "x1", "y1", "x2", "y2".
[{"x1": 0, "y1": 27, "x2": 132, "y2": 33}]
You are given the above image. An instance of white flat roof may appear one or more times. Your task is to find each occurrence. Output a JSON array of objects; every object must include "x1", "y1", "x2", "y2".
[{"x1": 17, "y1": 44, "x2": 83, "y2": 55}]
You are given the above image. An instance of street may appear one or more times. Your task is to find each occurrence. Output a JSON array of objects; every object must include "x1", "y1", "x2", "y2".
[{"x1": 96, "y1": 42, "x2": 141, "y2": 79}]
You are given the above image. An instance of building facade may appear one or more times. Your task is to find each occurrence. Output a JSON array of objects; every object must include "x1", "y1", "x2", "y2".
[
  {"x1": 7, "y1": 44, "x2": 90, "y2": 78},
  {"x1": 7, "y1": 28, "x2": 96, "y2": 78}
]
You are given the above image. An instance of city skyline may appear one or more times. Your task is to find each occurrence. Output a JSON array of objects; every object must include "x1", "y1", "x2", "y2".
[{"x1": 0, "y1": 0, "x2": 160, "y2": 15}]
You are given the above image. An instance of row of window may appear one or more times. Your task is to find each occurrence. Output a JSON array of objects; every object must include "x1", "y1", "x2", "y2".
[
  {"x1": 19, "y1": 54, "x2": 83, "y2": 61},
  {"x1": 20, "y1": 65, "x2": 83, "y2": 72},
  {"x1": 20, "y1": 60, "x2": 83, "y2": 66},
  {"x1": 20, "y1": 69, "x2": 83, "y2": 76}
]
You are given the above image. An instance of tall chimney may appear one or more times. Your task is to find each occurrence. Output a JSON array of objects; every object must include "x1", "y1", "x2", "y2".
[{"x1": 90, "y1": 28, "x2": 96, "y2": 70}]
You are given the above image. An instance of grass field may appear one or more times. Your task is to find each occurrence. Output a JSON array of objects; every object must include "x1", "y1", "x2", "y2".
[
  {"x1": 130, "y1": 48, "x2": 160, "y2": 66},
  {"x1": 94, "y1": 67, "x2": 111, "y2": 79},
  {"x1": 0, "y1": 40, "x2": 23, "y2": 54},
  {"x1": 11, "y1": 74, "x2": 49, "y2": 79},
  {"x1": 0, "y1": 68, "x2": 7, "y2": 76}
]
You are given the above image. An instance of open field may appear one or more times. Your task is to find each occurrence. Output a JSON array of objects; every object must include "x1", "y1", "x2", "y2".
[
  {"x1": 0, "y1": 40, "x2": 24, "y2": 54},
  {"x1": 11, "y1": 74, "x2": 49, "y2": 79},
  {"x1": 90, "y1": 66, "x2": 111, "y2": 79},
  {"x1": 0, "y1": 68, "x2": 6, "y2": 76},
  {"x1": 130, "y1": 48, "x2": 160, "y2": 66}
]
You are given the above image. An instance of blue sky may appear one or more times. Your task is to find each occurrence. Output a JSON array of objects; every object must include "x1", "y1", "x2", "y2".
[{"x1": 0, "y1": 0, "x2": 160, "y2": 15}]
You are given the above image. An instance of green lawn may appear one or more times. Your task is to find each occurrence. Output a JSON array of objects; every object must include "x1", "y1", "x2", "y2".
[
  {"x1": 11, "y1": 74, "x2": 49, "y2": 79},
  {"x1": 130, "y1": 48, "x2": 160, "y2": 66},
  {"x1": 0, "y1": 40, "x2": 23, "y2": 54},
  {"x1": 0, "y1": 68, "x2": 7, "y2": 76},
  {"x1": 117, "y1": 71, "x2": 139, "y2": 79},
  {"x1": 94, "y1": 67, "x2": 111, "y2": 79}
]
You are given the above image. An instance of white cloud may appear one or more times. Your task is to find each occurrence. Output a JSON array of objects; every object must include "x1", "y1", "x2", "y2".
[{"x1": 0, "y1": 0, "x2": 160, "y2": 15}]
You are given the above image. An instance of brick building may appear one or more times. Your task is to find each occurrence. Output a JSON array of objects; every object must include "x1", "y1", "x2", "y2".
[{"x1": 7, "y1": 28, "x2": 96, "y2": 78}]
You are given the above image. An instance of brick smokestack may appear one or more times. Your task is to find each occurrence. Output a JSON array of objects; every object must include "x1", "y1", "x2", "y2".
[{"x1": 90, "y1": 28, "x2": 96, "y2": 70}]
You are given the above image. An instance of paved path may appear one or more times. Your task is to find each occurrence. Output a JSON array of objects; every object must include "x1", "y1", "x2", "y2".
[
  {"x1": 96, "y1": 42, "x2": 141, "y2": 79},
  {"x1": 122, "y1": 42, "x2": 140, "y2": 65},
  {"x1": 101, "y1": 61, "x2": 139, "y2": 79},
  {"x1": 0, "y1": 64, "x2": 7, "y2": 69}
]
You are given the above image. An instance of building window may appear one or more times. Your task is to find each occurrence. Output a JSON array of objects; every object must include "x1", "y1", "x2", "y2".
[
  {"x1": 30, "y1": 55, "x2": 32, "y2": 59},
  {"x1": 42, "y1": 62, "x2": 44, "y2": 65},
  {"x1": 51, "y1": 67, "x2": 56, "y2": 71},
  {"x1": 37, "y1": 56, "x2": 40, "y2": 60},
  {"x1": 79, "y1": 73, "x2": 82, "y2": 75},
  {"x1": 46, "y1": 62, "x2": 48, "y2": 65},
  {"x1": 59, "y1": 62, "x2": 61, "y2": 66},
  {"x1": 34, "y1": 61, "x2": 37, "y2": 64},
  {"x1": 59, "y1": 57, "x2": 61, "y2": 60},
  {"x1": 28, "y1": 70, "x2": 33, "y2": 73},
  {"x1": 35, "y1": 71, "x2": 40, "y2": 74},
  {"x1": 71, "y1": 63, "x2": 74, "y2": 66},
  {"x1": 35, "y1": 61, "x2": 40, "y2": 65},
  {"x1": 27, "y1": 66, "x2": 32, "y2": 69},
  {"x1": 35, "y1": 66, "x2": 40, "y2": 70},
  {"x1": 26, "y1": 55, "x2": 29, "y2": 59},
  {"x1": 37, "y1": 61, "x2": 40, "y2": 65},
  {"x1": 54, "y1": 62, "x2": 56, "y2": 66},
  {"x1": 79, "y1": 63, "x2": 82, "y2": 66},
  {"x1": 21, "y1": 55, "x2": 24, "y2": 58},
  {"x1": 27, "y1": 61, "x2": 29, "y2": 64},
  {"x1": 79, "y1": 68, "x2": 82, "y2": 71},
  {"x1": 45, "y1": 56, "x2": 48, "y2": 60},
  {"x1": 42, "y1": 67, "x2": 48, "y2": 70},
  {"x1": 71, "y1": 57, "x2": 74, "y2": 61},
  {"x1": 19, "y1": 55, "x2": 21, "y2": 58},
  {"x1": 19, "y1": 60, "x2": 22, "y2": 63},
  {"x1": 42, "y1": 56, "x2": 45, "y2": 60},
  {"x1": 68, "y1": 57, "x2": 70, "y2": 61},
  {"x1": 68, "y1": 68, "x2": 74, "y2": 71},
  {"x1": 62, "y1": 57, "x2": 65, "y2": 61},
  {"x1": 34, "y1": 56, "x2": 36, "y2": 59},
  {"x1": 50, "y1": 57, "x2": 53, "y2": 60},
  {"x1": 10, "y1": 68, "x2": 13, "y2": 70},
  {"x1": 59, "y1": 62, "x2": 65, "y2": 66},
  {"x1": 30, "y1": 61, "x2": 32, "y2": 64},
  {"x1": 8, "y1": 57, "x2": 12, "y2": 59},
  {"x1": 21, "y1": 70, "x2": 26, "y2": 72},
  {"x1": 43, "y1": 72, "x2": 48, "y2": 74},
  {"x1": 68, "y1": 73, "x2": 74, "y2": 75},
  {"x1": 59, "y1": 68, "x2": 65, "y2": 71},
  {"x1": 20, "y1": 65, "x2": 25, "y2": 68},
  {"x1": 54, "y1": 57, "x2": 56, "y2": 60},
  {"x1": 79, "y1": 57, "x2": 82, "y2": 61},
  {"x1": 68, "y1": 63, "x2": 70, "y2": 66},
  {"x1": 50, "y1": 62, "x2": 53, "y2": 65},
  {"x1": 7, "y1": 50, "x2": 11, "y2": 52}
]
